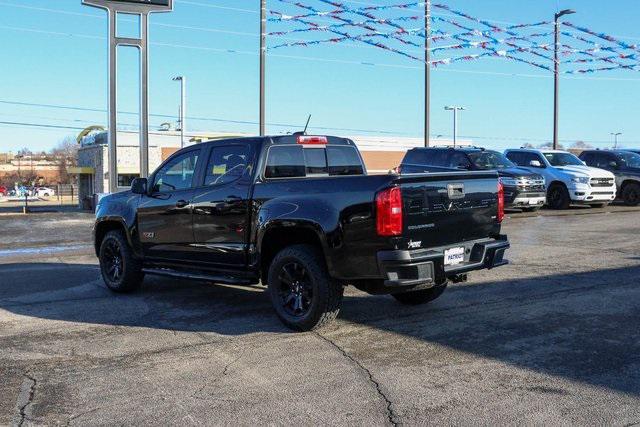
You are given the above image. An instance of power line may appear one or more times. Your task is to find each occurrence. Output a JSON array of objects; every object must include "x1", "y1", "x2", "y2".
[{"x1": 0, "y1": 99, "x2": 407, "y2": 135}]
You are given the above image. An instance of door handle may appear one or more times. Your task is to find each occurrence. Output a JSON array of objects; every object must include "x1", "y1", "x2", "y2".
[{"x1": 175, "y1": 199, "x2": 189, "y2": 208}]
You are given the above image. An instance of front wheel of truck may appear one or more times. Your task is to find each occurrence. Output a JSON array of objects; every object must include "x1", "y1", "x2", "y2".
[
  {"x1": 267, "y1": 244, "x2": 344, "y2": 332},
  {"x1": 99, "y1": 230, "x2": 144, "y2": 293},
  {"x1": 391, "y1": 283, "x2": 448, "y2": 305}
]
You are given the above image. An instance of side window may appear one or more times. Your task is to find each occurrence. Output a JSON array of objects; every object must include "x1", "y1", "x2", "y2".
[
  {"x1": 505, "y1": 152, "x2": 523, "y2": 165},
  {"x1": 591, "y1": 153, "x2": 607, "y2": 168},
  {"x1": 449, "y1": 152, "x2": 471, "y2": 169},
  {"x1": 152, "y1": 150, "x2": 200, "y2": 193},
  {"x1": 265, "y1": 145, "x2": 305, "y2": 178},
  {"x1": 327, "y1": 146, "x2": 364, "y2": 175},
  {"x1": 581, "y1": 152, "x2": 593, "y2": 165},
  {"x1": 205, "y1": 145, "x2": 250, "y2": 186},
  {"x1": 404, "y1": 149, "x2": 448, "y2": 166},
  {"x1": 604, "y1": 153, "x2": 618, "y2": 167}
]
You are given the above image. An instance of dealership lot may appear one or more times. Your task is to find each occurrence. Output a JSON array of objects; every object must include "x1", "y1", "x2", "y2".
[{"x1": 1, "y1": 208, "x2": 639, "y2": 425}]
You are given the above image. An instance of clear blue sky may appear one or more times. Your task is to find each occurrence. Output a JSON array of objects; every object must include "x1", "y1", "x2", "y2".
[{"x1": 0, "y1": 0, "x2": 639, "y2": 153}]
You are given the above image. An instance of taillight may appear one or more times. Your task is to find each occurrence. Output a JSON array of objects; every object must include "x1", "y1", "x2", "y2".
[
  {"x1": 376, "y1": 187, "x2": 403, "y2": 236},
  {"x1": 297, "y1": 135, "x2": 328, "y2": 145},
  {"x1": 497, "y1": 180, "x2": 505, "y2": 223}
]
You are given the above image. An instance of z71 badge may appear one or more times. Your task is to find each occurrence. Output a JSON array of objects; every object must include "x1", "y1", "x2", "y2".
[{"x1": 408, "y1": 240, "x2": 422, "y2": 249}]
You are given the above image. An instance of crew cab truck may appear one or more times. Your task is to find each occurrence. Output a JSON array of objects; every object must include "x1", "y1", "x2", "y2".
[
  {"x1": 94, "y1": 135, "x2": 509, "y2": 331},
  {"x1": 398, "y1": 147, "x2": 546, "y2": 211},
  {"x1": 505, "y1": 148, "x2": 617, "y2": 209},
  {"x1": 579, "y1": 150, "x2": 640, "y2": 206}
]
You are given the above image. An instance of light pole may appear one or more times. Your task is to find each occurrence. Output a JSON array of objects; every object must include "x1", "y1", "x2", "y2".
[
  {"x1": 553, "y1": 8, "x2": 576, "y2": 150},
  {"x1": 424, "y1": 0, "x2": 431, "y2": 147},
  {"x1": 259, "y1": 0, "x2": 266, "y2": 136},
  {"x1": 444, "y1": 106, "x2": 466, "y2": 147},
  {"x1": 173, "y1": 76, "x2": 186, "y2": 148},
  {"x1": 611, "y1": 132, "x2": 622, "y2": 149}
]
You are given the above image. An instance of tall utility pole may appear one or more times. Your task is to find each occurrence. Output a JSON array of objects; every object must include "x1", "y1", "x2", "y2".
[
  {"x1": 444, "y1": 106, "x2": 465, "y2": 147},
  {"x1": 553, "y1": 9, "x2": 576, "y2": 150},
  {"x1": 259, "y1": 0, "x2": 266, "y2": 136},
  {"x1": 611, "y1": 132, "x2": 622, "y2": 149},
  {"x1": 173, "y1": 76, "x2": 186, "y2": 148},
  {"x1": 424, "y1": 0, "x2": 431, "y2": 147}
]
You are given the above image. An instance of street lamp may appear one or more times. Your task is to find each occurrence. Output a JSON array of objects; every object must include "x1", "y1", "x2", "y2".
[
  {"x1": 172, "y1": 76, "x2": 186, "y2": 148},
  {"x1": 444, "y1": 106, "x2": 466, "y2": 147},
  {"x1": 611, "y1": 132, "x2": 622, "y2": 149},
  {"x1": 553, "y1": 8, "x2": 576, "y2": 150}
]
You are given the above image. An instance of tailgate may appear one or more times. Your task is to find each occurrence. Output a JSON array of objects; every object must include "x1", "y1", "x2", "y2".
[{"x1": 395, "y1": 171, "x2": 500, "y2": 247}]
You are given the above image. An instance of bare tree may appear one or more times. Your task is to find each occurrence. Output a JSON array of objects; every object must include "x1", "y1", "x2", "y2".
[
  {"x1": 570, "y1": 140, "x2": 593, "y2": 149},
  {"x1": 538, "y1": 141, "x2": 565, "y2": 150},
  {"x1": 51, "y1": 135, "x2": 79, "y2": 184}
]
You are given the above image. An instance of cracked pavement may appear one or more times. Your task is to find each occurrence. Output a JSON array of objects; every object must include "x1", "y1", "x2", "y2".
[{"x1": 1, "y1": 210, "x2": 639, "y2": 425}]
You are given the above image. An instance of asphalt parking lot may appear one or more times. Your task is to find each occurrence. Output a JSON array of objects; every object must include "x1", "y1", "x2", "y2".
[{"x1": 1, "y1": 207, "x2": 639, "y2": 425}]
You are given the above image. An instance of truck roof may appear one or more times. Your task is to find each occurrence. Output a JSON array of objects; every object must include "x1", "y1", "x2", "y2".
[
  {"x1": 201, "y1": 135, "x2": 356, "y2": 147},
  {"x1": 505, "y1": 148, "x2": 568, "y2": 154},
  {"x1": 409, "y1": 146, "x2": 489, "y2": 152}
]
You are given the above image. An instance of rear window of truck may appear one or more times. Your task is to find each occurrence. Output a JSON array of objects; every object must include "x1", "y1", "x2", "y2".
[{"x1": 265, "y1": 145, "x2": 364, "y2": 178}]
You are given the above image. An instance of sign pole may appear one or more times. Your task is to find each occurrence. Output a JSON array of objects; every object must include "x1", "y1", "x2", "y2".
[
  {"x1": 140, "y1": 12, "x2": 149, "y2": 179},
  {"x1": 108, "y1": 8, "x2": 118, "y2": 193},
  {"x1": 82, "y1": 0, "x2": 173, "y2": 193}
]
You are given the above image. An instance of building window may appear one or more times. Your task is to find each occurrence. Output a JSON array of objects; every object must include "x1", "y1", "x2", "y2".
[{"x1": 118, "y1": 174, "x2": 139, "y2": 187}]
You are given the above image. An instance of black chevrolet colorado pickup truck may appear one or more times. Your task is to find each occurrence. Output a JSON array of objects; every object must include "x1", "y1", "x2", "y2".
[
  {"x1": 399, "y1": 147, "x2": 547, "y2": 211},
  {"x1": 94, "y1": 135, "x2": 509, "y2": 331}
]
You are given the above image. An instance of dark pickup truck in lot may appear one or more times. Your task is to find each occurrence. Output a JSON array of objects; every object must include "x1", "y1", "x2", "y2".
[
  {"x1": 94, "y1": 135, "x2": 509, "y2": 331},
  {"x1": 398, "y1": 147, "x2": 546, "y2": 211},
  {"x1": 579, "y1": 149, "x2": 640, "y2": 206}
]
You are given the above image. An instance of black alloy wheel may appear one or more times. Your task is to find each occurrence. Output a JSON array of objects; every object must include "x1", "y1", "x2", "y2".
[
  {"x1": 99, "y1": 230, "x2": 143, "y2": 292},
  {"x1": 547, "y1": 184, "x2": 570, "y2": 210},
  {"x1": 277, "y1": 261, "x2": 314, "y2": 318},
  {"x1": 267, "y1": 244, "x2": 343, "y2": 331},
  {"x1": 102, "y1": 238, "x2": 124, "y2": 282},
  {"x1": 622, "y1": 182, "x2": 640, "y2": 206}
]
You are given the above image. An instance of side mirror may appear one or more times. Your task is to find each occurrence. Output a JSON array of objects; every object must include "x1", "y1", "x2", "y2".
[
  {"x1": 529, "y1": 160, "x2": 542, "y2": 168},
  {"x1": 131, "y1": 177, "x2": 148, "y2": 195},
  {"x1": 608, "y1": 161, "x2": 619, "y2": 169}
]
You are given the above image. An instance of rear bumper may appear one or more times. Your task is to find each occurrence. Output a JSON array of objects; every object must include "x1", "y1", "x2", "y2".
[{"x1": 376, "y1": 235, "x2": 510, "y2": 289}]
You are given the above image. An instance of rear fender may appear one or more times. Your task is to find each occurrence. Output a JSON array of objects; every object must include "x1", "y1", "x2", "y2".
[{"x1": 254, "y1": 199, "x2": 337, "y2": 275}]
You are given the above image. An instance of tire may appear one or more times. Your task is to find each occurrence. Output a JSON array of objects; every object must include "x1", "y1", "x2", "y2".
[
  {"x1": 392, "y1": 283, "x2": 448, "y2": 305},
  {"x1": 99, "y1": 230, "x2": 144, "y2": 293},
  {"x1": 267, "y1": 244, "x2": 343, "y2": 332},
  {"x1": 547, "y1": 184, "x2": 571, "y2": 210},
  {"x1": 622, "y1": 182, "x2": 640, "y2": 206}
]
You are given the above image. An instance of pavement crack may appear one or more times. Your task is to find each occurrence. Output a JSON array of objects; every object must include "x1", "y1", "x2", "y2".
[
  {"x1": 315, "y1": 333, "x2": 398, "y2": 426},
  {"x1": 13, "y1": 371, "x2": 36, "y2": 427},
  {"x1": 191, "y1": 353, "x2": 243, "y2": 400}
]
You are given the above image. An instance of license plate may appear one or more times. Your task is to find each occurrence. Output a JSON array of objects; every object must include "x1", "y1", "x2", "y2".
[
  {"x1": 529, "y1": 199, "x2": 539, "y2": 205},
  {"x1": 444, "y1": 247, "x2": 465, "y2": 266}
]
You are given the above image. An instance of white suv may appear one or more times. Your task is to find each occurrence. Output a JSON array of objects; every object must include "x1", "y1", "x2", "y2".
[{"x1": 504, "y1": 149, "x2": 616, "y2": 209}]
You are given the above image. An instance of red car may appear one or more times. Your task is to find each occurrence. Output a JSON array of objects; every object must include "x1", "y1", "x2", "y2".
[{"x1": 0, "y1": 185, "x2": 7, "y2": 196}]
